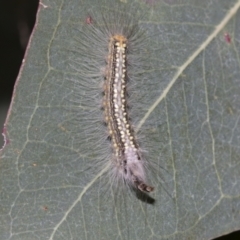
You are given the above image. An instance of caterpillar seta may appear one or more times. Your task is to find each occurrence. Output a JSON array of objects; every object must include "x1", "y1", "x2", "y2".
[{"x1": 68, "y1": 4, "x2": 162, "y2": 203}]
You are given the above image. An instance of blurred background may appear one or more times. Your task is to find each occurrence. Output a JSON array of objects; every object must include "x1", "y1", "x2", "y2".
[
  {"x1": 0, "y1": 0, "x2": 239, "y2": 239},
  {"x1": 0, "y1": 0, "x2": 38, "y2": 147}
]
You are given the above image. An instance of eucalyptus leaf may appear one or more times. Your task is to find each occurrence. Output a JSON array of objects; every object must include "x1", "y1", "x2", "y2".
[{"x1": 1, "y1": 0, "x2": 240, "y2": 239}]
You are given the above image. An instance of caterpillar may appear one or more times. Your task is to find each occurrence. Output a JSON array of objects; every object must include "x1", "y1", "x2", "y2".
[
  {"x1": 68, "y1": 4, "x2": 158, "y2": 202},
  {"x1": 104, "y1": 33, "x2": 154, "y2": 193}
]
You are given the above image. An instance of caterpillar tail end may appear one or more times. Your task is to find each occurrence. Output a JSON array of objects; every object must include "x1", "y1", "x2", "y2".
[{"x1": 137, "y1": 181, "x2": 154, "y2": 193}]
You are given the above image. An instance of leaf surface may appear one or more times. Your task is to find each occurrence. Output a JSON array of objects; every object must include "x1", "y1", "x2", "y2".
[{"x1": 1, "y1": 0, "x2": 240, "y2": 239}]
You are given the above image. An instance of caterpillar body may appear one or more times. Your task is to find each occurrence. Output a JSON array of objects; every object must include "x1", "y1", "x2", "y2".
[
  {"x1": 104, "y1": 34, "x2": 154, "y2": 193},
  {"x1": 69, "y1": 5, "x2": 157, "y2": 202}
]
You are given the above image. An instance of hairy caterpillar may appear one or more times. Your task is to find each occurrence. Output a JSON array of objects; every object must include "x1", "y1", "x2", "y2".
[
  {"x1": 68, "y1": 4, "x2": 160, "y2": 203},
  {"x1": 104, "y1": 33, "x2": 154, "y2": 193}
]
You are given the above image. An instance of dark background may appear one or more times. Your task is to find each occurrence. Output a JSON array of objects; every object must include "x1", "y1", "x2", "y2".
[
  {"x1": 0, "y1": 1, "x2": 239, "y2": 239},
  {"x1": 0, "y1": 0, "x2": 38, "y2": 147}
]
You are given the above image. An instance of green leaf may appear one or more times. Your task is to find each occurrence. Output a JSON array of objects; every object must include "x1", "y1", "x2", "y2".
[{"x1": 1, "y1": 0, "x2": 240, "y2": 239}]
